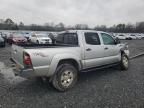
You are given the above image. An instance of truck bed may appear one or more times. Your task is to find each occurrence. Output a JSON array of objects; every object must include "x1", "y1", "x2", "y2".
[{"x1": 15, "y1": 43, "x2": 79, "y2": 49}]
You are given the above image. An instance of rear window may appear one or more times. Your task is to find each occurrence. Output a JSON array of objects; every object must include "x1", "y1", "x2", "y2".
[{"x1": 56, "y1": 33, "x2": 78, "y2": 45}]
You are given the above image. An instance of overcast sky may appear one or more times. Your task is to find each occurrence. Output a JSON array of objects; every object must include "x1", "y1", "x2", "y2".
[{"x1": 0, "y1": 0, "x2": 144, "y2": 27}]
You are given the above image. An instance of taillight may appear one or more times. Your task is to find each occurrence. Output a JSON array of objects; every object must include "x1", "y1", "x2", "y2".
[{"x1": 23, "y1": 52, "x2": 32, "y2": 68}]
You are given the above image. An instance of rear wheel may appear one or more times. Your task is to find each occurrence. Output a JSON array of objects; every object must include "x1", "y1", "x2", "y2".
[
  {"x1": 120, "y1": 53, "x2": 129, "y2": 70},
  {"x1": 52, "y1": 63, "x2": 78, "y2": 92}
]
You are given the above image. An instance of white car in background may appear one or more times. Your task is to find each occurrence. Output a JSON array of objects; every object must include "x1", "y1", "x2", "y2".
[
  {"x1": 136, "y1": 34, "x2": 143, "y2": 39},
  {"x1": 116, "y1": 34, "x2": 127, "y2": 40},
  {"x1": 30, "y1": 34, "x2": 52, "y2": 44},
  {"x1": 128, "y1": 34, "x2": 137, "y2": 39},
  {"x1": 22, "y1": 32, "x2": 32, "y2": 40},
  {"x1": 141, "y1": 34, "x2": 144, "y2": 39}
]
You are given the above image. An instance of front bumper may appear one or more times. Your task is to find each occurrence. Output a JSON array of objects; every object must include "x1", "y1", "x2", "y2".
[
  {"x1": 39, "y1": 40, "x2": 52, "y2": 44},
  {"x1": 124, "y1": 50, "x2": 130, "y2": 58},
  {"x1": 14, "y1": 41, "x2": 27, "y2": 45}
]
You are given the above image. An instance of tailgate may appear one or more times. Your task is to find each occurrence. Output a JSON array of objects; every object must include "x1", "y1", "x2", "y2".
[{"x1": 11, "y1": 44, "x2": 24, "y2": 68}]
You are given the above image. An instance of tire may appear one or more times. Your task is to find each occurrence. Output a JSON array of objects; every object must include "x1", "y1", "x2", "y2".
[
  {"x1": 52, "y1": 63, "x2": 78, "y2": 92},
  {"x1": 120, "y1": 53, "x2": 129, "y2": 70}
]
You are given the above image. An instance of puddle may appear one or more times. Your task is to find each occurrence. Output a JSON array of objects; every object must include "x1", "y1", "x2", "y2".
[{"x1": 0, "y1": 62, "x2": 25, "y2": 85}]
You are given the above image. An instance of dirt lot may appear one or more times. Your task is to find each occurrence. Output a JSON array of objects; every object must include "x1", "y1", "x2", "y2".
[{"x1": 0, "y1": 40, "x2": 144, "y2": 108}]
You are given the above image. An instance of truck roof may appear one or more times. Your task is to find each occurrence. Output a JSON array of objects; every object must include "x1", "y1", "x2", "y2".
[{"x1": 59, "y1": 30, "x2": 106, "y2": 34}]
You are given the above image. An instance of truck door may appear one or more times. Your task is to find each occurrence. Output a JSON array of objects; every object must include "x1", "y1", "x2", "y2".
[
  {"x1": 84, "y1": 32, "x2": 107, "y2": 69},
  {"x1": 100, "y1": 33, "x2": 120, "y2": 64}
]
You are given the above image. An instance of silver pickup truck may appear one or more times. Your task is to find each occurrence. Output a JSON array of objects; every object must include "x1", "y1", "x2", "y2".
[{"x1": 11, "y1": 30, "x2": 129, "y2": 91}]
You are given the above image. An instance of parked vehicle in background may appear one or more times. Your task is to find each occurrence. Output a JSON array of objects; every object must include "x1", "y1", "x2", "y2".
[
  {"x1": 22, "y1": 32, "x2": 31, "y2": 41},
  {"x1": 136, "y1": 34, "x2": 143, "y2": 39},
  {"x1": 11, "y1": 30, "x2": 129, "y2": 91},
  {"x1": 0, "y1": 32, "x2": 2, "y2": 36},
  {"x1": 48, "y1": 33, "x2": 56, "y2": 44},
  {"x1": 7, "y1": 33, "x2": 13, "y2": 44},
  {"x1": 30, "y1": 34, "x2": 52, "y2": 44},
  {"x1": 0, "y1": 35, "x2": 5, "y2": 47},
  {"x1": 128, "y1": 34, "x2": 137, "y2": 39},
  {"x1": 124, "y1": 35, "x2": 132, "y2": 40},
  {"x1": 50, "y1": 32, "x2": 58, "y2": 38},
  {"x1": 7, "y1": 33, "x2": 27, "y2": 45},
  {"x1": 2, "y1": 34, "x2": 7, "y2": 42},
  {"x1": 0, "y1": 32, "x2": 6, "y2": 42},
  {"x1": 116, "y1": 34, "x2": 127, "y2": 40},
  {"x1": 141, "y1": 34, "x2": 144, "y2": 39}
]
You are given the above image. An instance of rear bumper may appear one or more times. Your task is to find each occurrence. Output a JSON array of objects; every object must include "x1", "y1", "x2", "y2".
[
  {"x1": 10, "y1": 58, "x2": 36, "y2": 78},
  {"x1": 13, "y1": 68, "x2": 36, "y2": 78},
  {"x1": 10, "y1": 58, "x2": 51, "y2": 78}
]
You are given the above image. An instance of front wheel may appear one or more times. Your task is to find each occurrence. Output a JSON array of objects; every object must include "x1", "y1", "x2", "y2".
[
  {"x1": 120, "y1": 53, "x2": 129, "y2": 70},
  {"x1": 52, "y1": 63, "x2": 78, "y2": 92}
]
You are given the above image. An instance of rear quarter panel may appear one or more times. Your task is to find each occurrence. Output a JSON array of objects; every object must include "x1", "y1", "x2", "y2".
[{"x1": 25, "y1": 47, "x2": 82, "y2": 77}]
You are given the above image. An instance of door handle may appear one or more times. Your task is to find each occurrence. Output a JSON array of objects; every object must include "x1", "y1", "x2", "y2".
[
  {"x1": 86, "y1": 48, "x2": 92, "y2": 51},
  {"x1": 104, "y1": 47, "x2": 108, "y2": 50}
]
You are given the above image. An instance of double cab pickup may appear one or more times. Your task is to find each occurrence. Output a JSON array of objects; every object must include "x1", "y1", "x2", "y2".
[{"x1": 11, "y1": 30, "x2": 129, "y2": 91}]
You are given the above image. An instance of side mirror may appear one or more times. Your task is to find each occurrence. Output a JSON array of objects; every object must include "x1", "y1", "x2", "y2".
[{"x1": 115, "y1": 37, "x2": 120, "y2": 44}]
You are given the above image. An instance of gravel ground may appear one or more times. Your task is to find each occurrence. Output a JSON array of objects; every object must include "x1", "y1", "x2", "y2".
[
  {"x1": 0, "y1": 40, "x2": 144, "y2": 108},
  {"x1": 122, "y1": 40, "x2": 144, "y2": 57}
]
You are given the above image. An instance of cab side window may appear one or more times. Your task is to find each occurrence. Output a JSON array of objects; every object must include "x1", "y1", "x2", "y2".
[
  {"x1": 85, "y1": 32, "x2": 100, "y2": 45},
  {"x1": 64, "y1": 33, "x2": 78, "y2": 45},
  {"x1": 56, "y1": 33, "x2": 78, "y2": 45},
  {"x1": 101, "y1": 33, "x2": 115, "y2": 45}
]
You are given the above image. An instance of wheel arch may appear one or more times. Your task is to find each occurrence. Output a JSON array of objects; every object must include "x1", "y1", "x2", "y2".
[
  {"x1": 120, "y1": 49, "x2": 129, "y2": 59},
  {"x1": 47, "y1": 54, "x2": 82, "y2": 78},
  {"x1": 57, "y1": 59, "x2": 80, "y2": 71}
]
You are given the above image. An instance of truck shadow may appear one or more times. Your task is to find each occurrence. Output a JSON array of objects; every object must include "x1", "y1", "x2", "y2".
[
  {"x1": 10, "y1": 66, "x2": 121, "y2": 95},
  {"x1": 79, "y1": 66, "x2": 120, "y2": 82}
]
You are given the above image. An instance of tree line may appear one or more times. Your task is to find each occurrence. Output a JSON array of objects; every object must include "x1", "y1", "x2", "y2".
[{"x1": 0, "y1": 18, "x2": 144, "y2": 33}]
